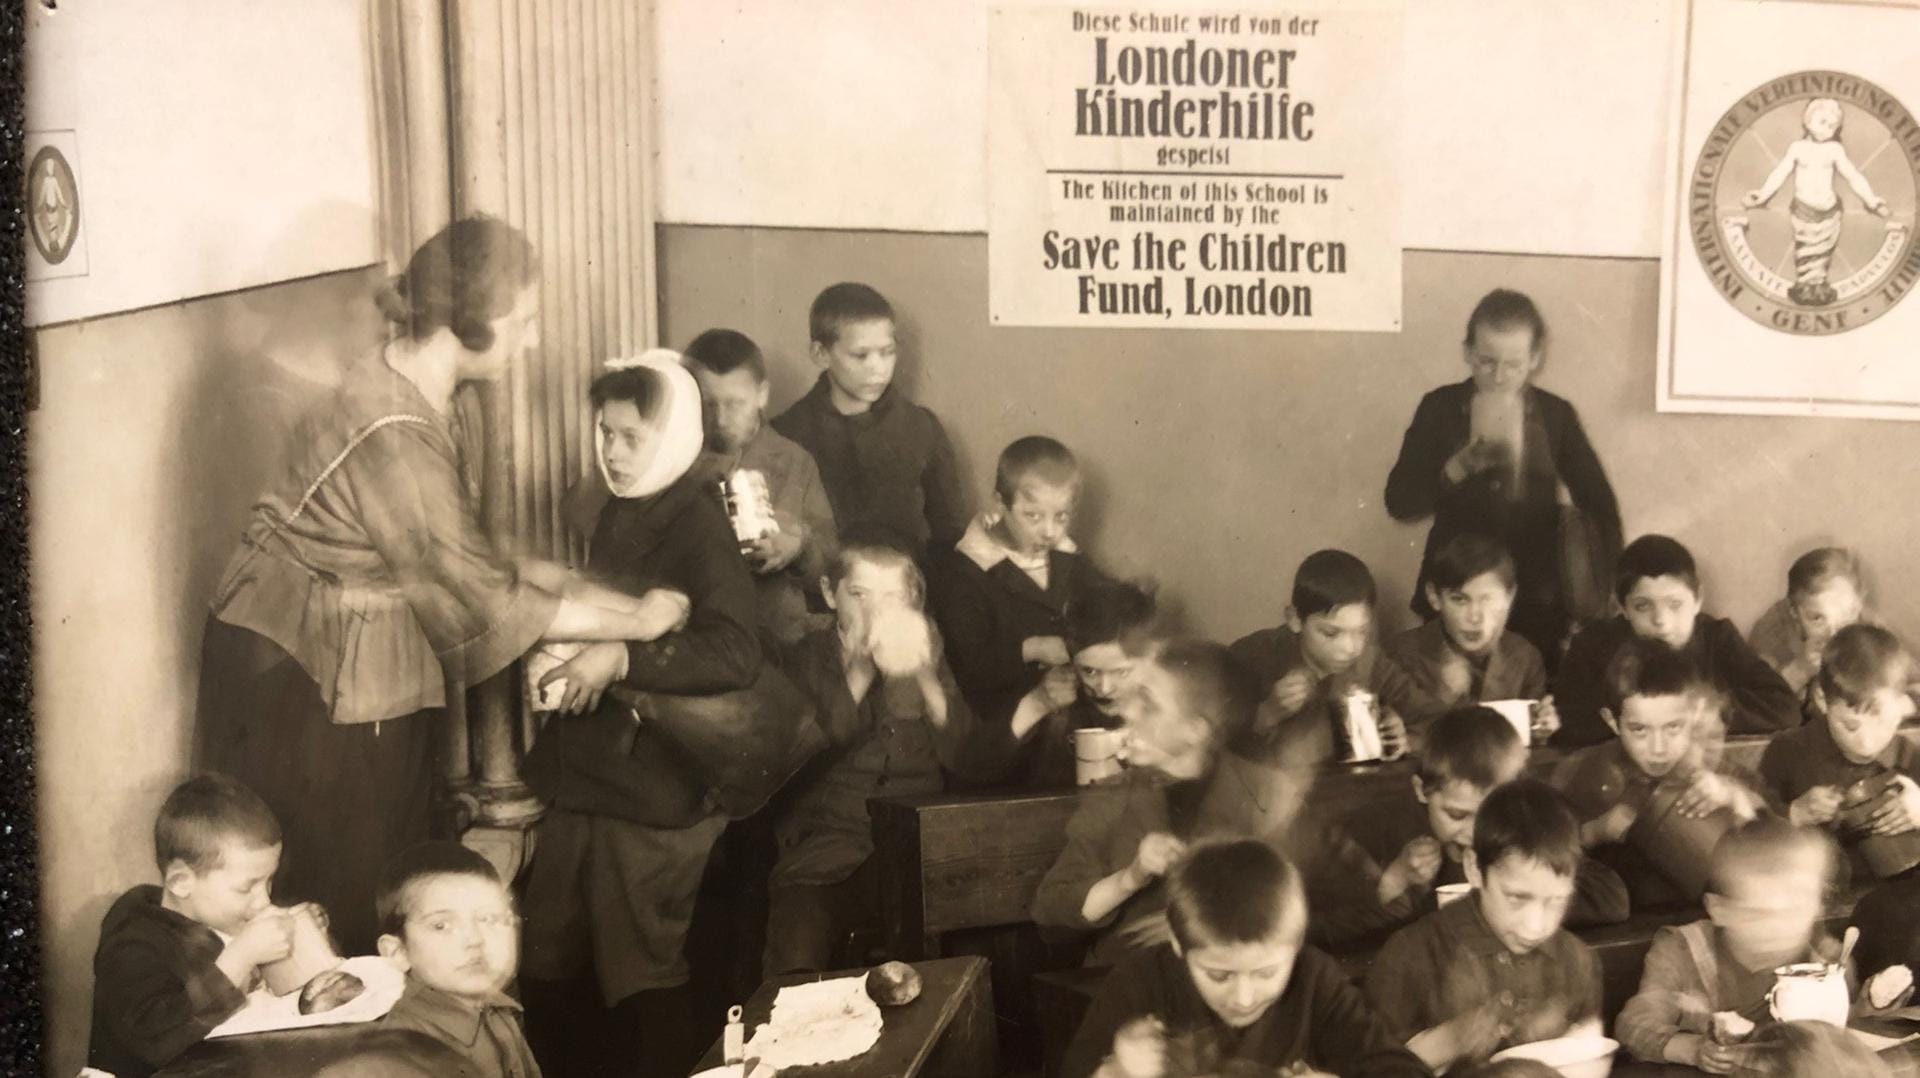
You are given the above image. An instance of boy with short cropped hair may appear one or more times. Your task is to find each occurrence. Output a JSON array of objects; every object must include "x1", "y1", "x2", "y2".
[
  {"x1": 1231, "y1": 549, "x2": 1437, "y2": 765},
  {"x1": 89, "y1": 774, "x2": 295, "y2": 1078},
  {"x1": 764, "y1": 532, "x2": 984, "y2": 975},
  {"x1": 1553, "y1": 640, "x2": 1767, "y2": 909},
  {"x1": 1007, "y1": 578, "x2": 1159, "y2": 789},
  {"x1": 377, "y1": 841, "x2": 542, "y2": 1078},
  {"x1": 1613, "y1": 819, "x2": 1881, "y2": 1071},
  {"x1": 1060, "y1": 840, "x2": 1429, "y2": 1078},
  {"x1": 1032, "y1": 639, "x2": 1416, "y2": 964},
  {"x1": 1749, "y1": 547, "x2": 1869, "y2": 701},
  {"x1": 1758, "y1": 623, "x2": 1920, "y2": 882},
  {"x1": 1553, "y1": 534, "x2": 1800, "y2": 746},
  {"x1": 770, "y1": 282, "x2": 967, "y2": 562},
  {"x1": 1346, "y1": 706, "x2": 1627, "y2": 937},
  {"x1": 1364, "y1": 780, "x2": 1605, "y2": 1073},
  {"x1": 930, "y1": 436, "x2": 1107, "y2": 786},
  {"x1": 1386, "y1": 533, "x2": 1558, "y2": 739}
]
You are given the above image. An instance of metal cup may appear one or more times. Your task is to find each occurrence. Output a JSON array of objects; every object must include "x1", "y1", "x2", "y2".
[
  {"x1": 260, "y1": 905, "x2": 340, "y2": 996},
  {"x1": 1072, "y1": 727, "x2": 1130, "y2": 786}
]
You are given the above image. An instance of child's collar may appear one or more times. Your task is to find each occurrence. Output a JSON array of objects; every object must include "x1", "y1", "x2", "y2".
[{"x1": 954, "y1": 512, "x2": 1077, "y2": 572}]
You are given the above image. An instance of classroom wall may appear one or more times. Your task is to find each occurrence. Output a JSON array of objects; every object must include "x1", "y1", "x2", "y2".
[
  {"x1": 30, "y1": 268, "x2": 387, "y2": 1075},
  {"x1": 657, "y1": 226, "x2": 1920, "y2": 645}
]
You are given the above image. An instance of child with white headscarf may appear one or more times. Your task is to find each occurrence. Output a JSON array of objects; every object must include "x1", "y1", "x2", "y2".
[{"x1": 519, "y1": 350, "x2": 764, "y2": 1078}]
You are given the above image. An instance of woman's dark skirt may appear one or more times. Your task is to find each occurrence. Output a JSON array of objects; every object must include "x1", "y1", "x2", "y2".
[{"x1": 194, "y1": 617, "x2": 437, "y2": 955}]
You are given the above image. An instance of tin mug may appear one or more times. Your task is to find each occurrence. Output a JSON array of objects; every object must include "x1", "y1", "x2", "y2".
[
  {"x1": 1073, "y1": 727, "x2": 1130, "y2": 786},
  {"x1": 1768, "y1": 962, "x2": 1850, "y2": 1028}
]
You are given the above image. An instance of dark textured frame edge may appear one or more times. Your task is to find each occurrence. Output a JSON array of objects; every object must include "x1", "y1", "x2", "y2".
[{"x1": 3, "y1": 0, "x2": 45, "y2": 1073}]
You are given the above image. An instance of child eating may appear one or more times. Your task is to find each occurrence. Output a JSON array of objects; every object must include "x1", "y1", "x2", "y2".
[
  {"x1": 763, "y1": 532, "x2": 983, "y2": 975},
  {"x1": 1011, "y1": 578, "x2": 1160, "y2": 789},
  {"x1": 1758, "y1": 623, "x2": 1920, "y2": 885},
  {"x1": 1364, "y1": 780, "x2": 1604, "y2": 1073},
  {"x1": 1554, "y1": 640, "x2": 1766, "y2": 908},
  {"x1": 1554, "y1": 534, "x2": 1799, "y2": 745},
  {"x1": 88, "y1": 774, "x2": 297, "y2": 1078},
  {"x1": 1385, "y1": 532, "x2": 1558, "y2": 739},
  {"x1": 1059, "y1": 839, "x2": 1428, "y2": 1078},
  {"x1": 1347, "y1": 706, "x2": 1626, "y2": 937},
  {"x1": 1231, "y1": 549, "x2": 1432, "y2": 766},
  {"x1": 931, "y1": 435, "x2": 1106, "y2": 786},
  {"x1": 377, "y1": 841, "x2": 541, "y2": 1077},
  {"x1": 1748, "y1": 547, "x2": 1870, "y2": 704},
  {"x1": 1614, "y1": 820, "x2": 1849, "y2": 1070}
]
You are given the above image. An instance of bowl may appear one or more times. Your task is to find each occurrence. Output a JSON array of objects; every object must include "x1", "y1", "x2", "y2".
[
  {"x1": 1435, "y1": 883, "x2": 1473, "y2": 907},
  {"x1": 1490, "y1": 1034, "x2": 1618, "y2": 1078}
]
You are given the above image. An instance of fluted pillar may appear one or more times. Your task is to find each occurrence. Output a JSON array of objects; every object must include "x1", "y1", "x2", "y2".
[{"x1": 441, "y1": 0, "x2": 661, "y2": 863}]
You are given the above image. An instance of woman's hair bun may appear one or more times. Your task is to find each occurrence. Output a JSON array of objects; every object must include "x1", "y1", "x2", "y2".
[{"x1": 373, "y1": 272, "x2": 414, "y2": 324}]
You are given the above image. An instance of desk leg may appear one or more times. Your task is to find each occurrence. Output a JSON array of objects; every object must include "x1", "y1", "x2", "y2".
[{"x1": 926, "y1": 963, "x2": 998, "y2": 1078}]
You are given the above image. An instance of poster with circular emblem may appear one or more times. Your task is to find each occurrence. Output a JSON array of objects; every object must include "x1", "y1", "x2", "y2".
[
  {"x1": 1658, "y1": 0, "x2": 1920, "y2": 420},
  {"x1": 24, "y1": 130, "x2": 89, "y2": 283}
]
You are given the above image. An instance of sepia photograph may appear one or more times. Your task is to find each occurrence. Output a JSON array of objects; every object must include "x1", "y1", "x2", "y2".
[{"x1": 16, "y1": 0, "x2": 1920, "y2": 1075}]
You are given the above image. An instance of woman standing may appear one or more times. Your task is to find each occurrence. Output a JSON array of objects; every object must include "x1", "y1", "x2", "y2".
[
  {"x1": 1384, "y1": 289, "x2": 1622, "y2": 669},
  {"x1": 195, "y1": 217, "x2": 670, "y2": 954}
]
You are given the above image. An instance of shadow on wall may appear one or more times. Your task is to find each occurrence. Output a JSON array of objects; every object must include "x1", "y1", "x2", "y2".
[{"x1": 34, "y1": 201, "x2": 387, "y2": 1076}]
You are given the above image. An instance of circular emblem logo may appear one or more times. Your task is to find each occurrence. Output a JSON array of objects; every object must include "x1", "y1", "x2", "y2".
[
  {"x1": 1690, "y1": 71, "x2": 1919, "y2": 335},
  {"x1": 28, "y1": 143, "x2": 80, "y2": 266}
]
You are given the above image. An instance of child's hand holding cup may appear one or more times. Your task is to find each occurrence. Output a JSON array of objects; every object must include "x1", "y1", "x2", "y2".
[
  {"x1": 1110, "y1": 1016, "x2": 1167, "y2": 1078},
  {"x1": 868, "y1": 603, "x2": 934, "y2": 678},
  {"x1": 1790, "y1": 784, "x2": 1845, "y2": 827},
  {"x1": 232, "y1": 908, "x2": 295, "y2": 971}
]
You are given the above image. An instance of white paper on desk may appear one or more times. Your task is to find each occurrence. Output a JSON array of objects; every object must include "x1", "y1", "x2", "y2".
[
  {"x1": 525, "y1": 643, "x2": 588, "y2": 712},
  {"x1": 743, "y1": 974, "x2": 884, "y2": 1068},
  {"x1": 1850, "y1": 1027, "x2": 1920, "y2": 1053},
  {"x1": 205, "y1": 955, "x2": 405, "y2": 1038}
]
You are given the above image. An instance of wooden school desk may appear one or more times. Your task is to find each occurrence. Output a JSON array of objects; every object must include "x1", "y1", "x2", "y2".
[
  {"x1": 155, "y1": 1025, "x2": 467, "y2": 1076},
  {"x1": 691, "y1": 956, "x2": 996, "y2": 1078}
]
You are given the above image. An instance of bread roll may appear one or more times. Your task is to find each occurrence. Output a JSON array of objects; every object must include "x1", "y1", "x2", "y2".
[{"x1": 297, "y1": 969, "x2": 365, "y2": 1015}]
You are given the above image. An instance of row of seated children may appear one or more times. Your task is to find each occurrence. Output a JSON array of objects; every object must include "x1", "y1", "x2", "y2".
[
  {"x1": 88, "y1": 774, "x2": 542, "y2": 1078},
  {"x1": 1044, "y1": 622, "x2": 1920, "y2": 1068},
  {"x1": 1061, "y1": 778, "x2": 1915, "y2": 1077}
]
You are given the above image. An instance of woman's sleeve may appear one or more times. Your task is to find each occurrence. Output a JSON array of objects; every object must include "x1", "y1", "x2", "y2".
[
  {"x1": 620, "y1": 499, "x2": 763, "y2": 695},
  {"x1": 1553, "y1": 402, "x2": 1623, "y2": 554},
  {"x1": 343, "y1": 422, "x2": 559, "y2": 685},
  {"x1": 1384, "y1": 391, "x2": 1452, "y2": 522}
]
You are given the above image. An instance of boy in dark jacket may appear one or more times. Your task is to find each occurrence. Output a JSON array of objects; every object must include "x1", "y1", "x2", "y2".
[
  {"x1": 89, "y1": 774, "x2": 295, "y2": 1078},
  {"x1": 1553, "y1": 535, "x2": 1799, "y2": 747},
  {"x1": 1364, "y1": 781, "x2": 1604, "y2": 1073},
  {"x1": 1230, "y1": 549, "x2": 1435, "y2": 766},
  {"x1": 1061, "y1": 839, "x2": 1429, "y2": 1078},
  {"x1": 770, "y1": 282, "x2": 967, "y2": 563},
  {"x1": 764, "y1": 533, "x2": 984, "y2": 975},
  {"x1": 1343, "y1": 706, "x2": 1627, "y2": 945},
  {"x1": 929, "y1": 435, "x2": 1106, "y2": 786}
]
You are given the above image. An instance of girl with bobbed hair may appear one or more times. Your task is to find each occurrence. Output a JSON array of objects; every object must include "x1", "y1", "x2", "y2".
[{"x1": 196, "y1": 216, "x2": 675, "y2": 953}]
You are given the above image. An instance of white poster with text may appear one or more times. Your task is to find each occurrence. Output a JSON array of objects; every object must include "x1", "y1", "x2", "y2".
[{"x1": 987, "y1": 2, "x2": 1403, "y2": 331}]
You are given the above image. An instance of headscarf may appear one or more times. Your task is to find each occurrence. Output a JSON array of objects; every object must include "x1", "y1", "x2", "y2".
[{"x1": 596, "y1": 348, "x2": 705, "y2": 500}]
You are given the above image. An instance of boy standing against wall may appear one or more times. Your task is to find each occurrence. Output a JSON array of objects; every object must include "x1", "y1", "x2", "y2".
[{"x1": 772, "y1": 283, "x2": 967, "y2": 563}]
